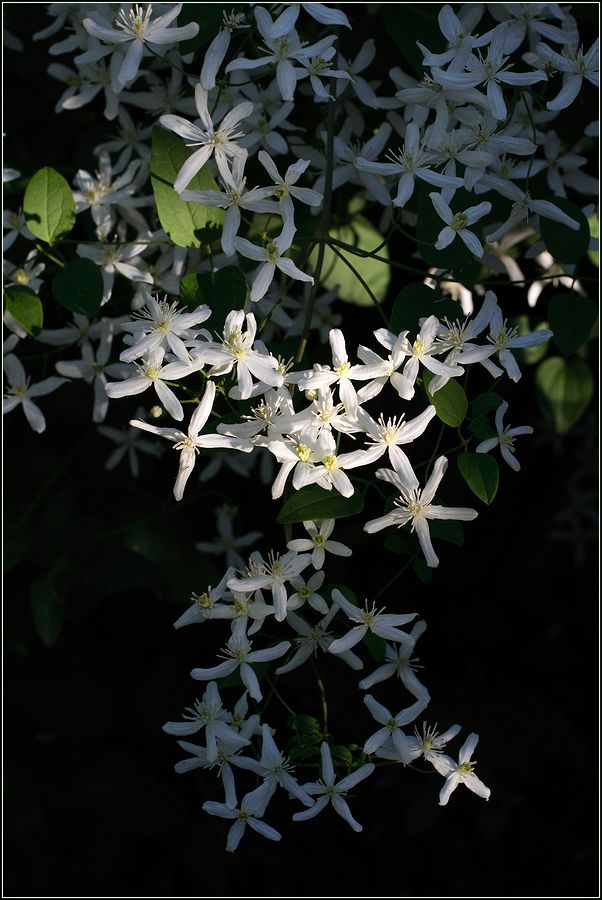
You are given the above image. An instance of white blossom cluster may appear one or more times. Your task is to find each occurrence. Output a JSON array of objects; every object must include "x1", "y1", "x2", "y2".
[{"x1": 3, "y1": 1, "x2": 598, "y2": 851}]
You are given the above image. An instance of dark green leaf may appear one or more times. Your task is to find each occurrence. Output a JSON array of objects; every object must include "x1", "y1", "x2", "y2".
[
  {"x1": 177, "y1": 3, "x2": 240, "y2": 54},
  {"x1": 380, "y1": 4, "x2": 444, "y2": 77},
  {"x1": 151, "y1": 126, "x2": 224, "y2": 248},
  {"x1": 277, "y1": 485, "x2": 364, "y2": 524},
  {"x1": 468, "y1": 412, "x2": 497, "y2": 440},
  {"x1": 384, "y1": 533, "x2": 409, "y2": 555},
  {"x1": 389, "y1": 282, "x2": 463, "y2": 337},
  {"x1": 363, "y1": 630, "x2": 387, "y2": 662},
  {"x1": 30, "y1": 577, "x2": 65, "y2": 647},
  {"x1": 423, "y1": 370, "x2": 468, "y2": 427},
  {"x1": 540, "y1": 199, "x2": 590, "y2": 265},
  {"x1": 310, "y1": 215, "x2": 390, "y2": 307},
  {"x1": 180, "y1": 266, "x2": 247, "y2": 333},
  {"x1": 412, "y1": 558, "x2": 432, "y2": 584},
  {"x1": 535, "y1": 356, "x2": 594, "y2": 434},
  {"x1": 4, "y1": 285, "x2": 43, "y2": 335},
  {"x1": 428, "y1": 519, "x2": 464, "y2": 546},
  {"x1": 471, "y1": 392, "x2": 504, "y2": 416},
  {"x1": 331, "y1": 745, "x2": 354, "y2": 768},
  {"x1": 23, "y1": 166, "x2": 75, "y2": 245},
  {"x1": 548, "y1": 293, "x2": 598, "y2": 356},
  {"x1": 51, "y1": 258, "x2": 103, "y2": 316},
  {"x1": 457, "y1": 452, "x2": 499, "y2": 505}
]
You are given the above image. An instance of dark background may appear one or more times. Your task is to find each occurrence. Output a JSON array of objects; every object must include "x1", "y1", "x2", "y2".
[{"x1": 4, "y1": 4, "x2": 598, "y2": 897}]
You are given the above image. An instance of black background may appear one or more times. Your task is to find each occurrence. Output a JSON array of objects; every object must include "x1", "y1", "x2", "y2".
[{"x1": 4, "y1": 4, "x2": 598, "y2": 897}]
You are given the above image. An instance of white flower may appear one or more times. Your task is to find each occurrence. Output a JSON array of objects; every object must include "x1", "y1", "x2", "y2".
[
  {"x1": 373, "y1": 317, "x2": 464, "y2": 395},
  {"x1": 180, "y1": 152, "x2": 278, "y2": 256},
  {"x1": 227, "y1": 549, "x2": 312, "y2": 622},
  {"x1": 432, "y1": 732, "x2": 491, "y2": 806},
  {"x1": 162, "y1": 681, "x2": 250, "y2": 763},
  {"x1": 481, "y1": 175, "x2": 580, "y2": 244},
  {"x1": 73, "y1": 153, "x2": 149, "y2": 239},
  {"x1": 293, "y1": 46, "x2": 352, "y2": 101},
  {"x1": 56, "y1": 321, "x2": 128, "y2": 423},
  {"x1": 97, "y1": 419, "x2": 161, "y2": 477},
  {"x1": 358, "y1": 621, "x2": 430, "y2": 702},
  {"x1": 105, "y1": 348, "x2": 197, "y2": 421},
  {"x1": 190, "y1": 618, "x2": 291, "y2": 702},
  {"x1": 363, "y1": 695, "x2": 429, "y2": 762},
  {"x1": 225, "y1": 7, "x2": 337, "y2": 102},
  {"x1": 3, "y1": 354, "x2": 67, "y2": 433},
  {"x1": 119, "y1": 292, "x2": 211, "y2": 364},
  {"x1": 303, "y1": 432, "x2": 373, "y2": 499},
  {"x1": 4, "y1": 249, "x2": 45, "y2": 293},
  {"x1": 129, "y1": 381, "x2": 252, "y2": 500},
  {"x1": 476, "y1": 400, "x2": 533, "y2": 471},
  {"x1": 257, "y1": 150, "x2": 323, "y2": 220},
  {"x1": 358, "y1": 406, "x2": 437, "y2": 469},
  {"x1": 195, "y1": 504, "x2": 263, "y2": 570},
  {"x1": 173, "y1": 568, "x2": 236, "y2": 629},
  {"x1": 3, "y1": 207, "x2": 34, "y2": 252},
  {"x1": 313, "y1": 123, "x2": 393, "y2": 206},
  {"x1": 292, "y1": 741, "x2": 374, "y2": 832},
  {"x1": 406, "y1": 721, "x2": 462, "y2": 765},
  {"x1": 77, "y1": 238, "x2": 152, "y2": 305},
  {"x1": 233, "y1": 724, "x2": 314, "y2": 810},
  {"x1": 429, "y1": 192, "x2": 492, "y2": 258},
  {"x1": 159, "y1": 84, "x2": 253, "y2": 192},
  {"x1": 364, "y1": 456, "x2": 478, "y2": 568},
  {"x1": 203, "y1": 785, "x2": 281, "y2": 852},
  {"x1": 194, "y1": 310, "x2": 283, "y2": 401},
  {"x1": 287, "y1": 519, "x2": 351, "y2": 570},
  {"x1": 234, "y1": 220, "x2": 314, "y2": 303},
  {"x1": 537, "y1": 38, "x2": 599, "y2": 111},
  {"x1": 356, "y1": 122, "x2": 463, "y2": 208},
  {"x1": 276, "y1": 606, "x2": 364, "y2": 675},
  {"x1": 328, "y1": 589, "x2": 416, "y2": 654},
  {"x1": 83, "y1": 3, "x2": 199, "y2": 90},
  {"x1": 287, "y1": 570, "x2": 329, "y2": 614}
]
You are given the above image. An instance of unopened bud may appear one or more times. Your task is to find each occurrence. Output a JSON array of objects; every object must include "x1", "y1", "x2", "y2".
[
  {"x1": 150, "y1": 405, "x2": 163, "y2": 419},
  {"x1": 305, "y1": 389, "x2": 318, "y2": 401}
]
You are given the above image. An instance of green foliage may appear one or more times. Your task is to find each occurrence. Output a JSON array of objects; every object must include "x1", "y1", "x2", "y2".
[
  {"x1": 23, "y1": 166, "x2": 75, "y2": 245},
  {"x1": 389, "y1": 282, "x2": 462, "y2": 336},
  {"x1": 587, "y1": 211, "x2": 598, "y2": 267},
  {"x1": 277, "y1": 485, "x2": 365, "y2": 524},
  {"x1": 177, "y1": 3, "x2": 241, "y2": 54},
  {"x1": 380, "y1": 4, "x2": 444, "y2": 77},
  {"x1": 384, "y1": 533, "x2": 409, "y2": 555},
  {"x1": 428, "y1": 519, "x2": 465, "y2": 546},
  {"x1": 51, "y1": 258, "x2": 103, "y2": 316},
  {"x1": 4, "y1": 285, "x2": 43, "y2": 336},
  {"x1": 150, "y1": 126, "x2": 224, "y2": 248},
  {"x1": 30, "y1": 576, "x2": 65, "y2": 647},
  {"x1": 457, "y1": 452, "x2": 499, "y2": 505},
  {"x1": 412, "y1": 558, "x2": 433, "y2": 584},
  {"x1": 423, "y1": 370, "x2": 468, "y2": 427},
  {"x1": 311, "y1": 216, "x2": 390, "y2": 306},
  {"x1": 548, "y1": 293, "x2": 598, "y2": 356},
  {"x1": 540, "y1": 199, "x2": 590, "y2": 265},
  {"x1": 469, "y1": 392, "x2": 503, "y2": 439},
  {"x1": 363, "y1": 630, "x2": 387, "y2": 662},
  {"x1": 535, "y1": 356, "x2": 594, "y2": 434},
  {"x1": 180, "y1": 266, "x2": 247, "y2": 333},
  {"x1": 288, "y1": 714, "x2": 323, "y2": 763}
]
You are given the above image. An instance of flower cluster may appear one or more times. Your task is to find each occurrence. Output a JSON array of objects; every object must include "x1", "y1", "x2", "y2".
[{"x1": 3, "y1": 1, "x2": 597, "y2": 852}]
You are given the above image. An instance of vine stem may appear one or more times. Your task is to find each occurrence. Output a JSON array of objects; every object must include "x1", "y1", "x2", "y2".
[
  {"x1": 295, "y1": 83, "x2": 338, "y2": 365},
  {"x1": 372, "y1": 552, "x2": 419, "y2": 603},
  {"x1": 311, "y1": 658, "x2": 329, "y2": 738},
  {"x1": 328, "y1": 241, "x2": 389, "y2": 325}
]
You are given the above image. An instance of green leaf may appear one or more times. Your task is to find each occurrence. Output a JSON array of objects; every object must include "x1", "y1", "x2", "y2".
[
  {"x1": 535, "y1": 356, "x2": 594, "y2": 434},
  {"x1": 587, "y1": 211, "x2": 598, "y2": 267},
  {"x1": 51, "y1": 258, "x2": 103, "y2": 316},
  {"x1": 277, "y1": 485, "x2": 364, "y2": 524},
  {"x1": 30, "y1": 577, "x2": 65, "y2": 647},
  {"x1": 23, "y1": 166, "x2": 75, "y2": 245},
  {"x1": 384, "y1": 533, "x2": 409, "y2": 555},
  {"x1": 389, "y1": 282, "x2": 463, "y2": 337},
  {"x1": 310, "y1": 215, "x2": 390, "y2": 307},
  {"x1": 180, "y1": 266, "x2": 247, "y2": 333},
  {"x1": 150, "y1": 126, "x2": 224, "y2": 248},
  {"x1": 539, "y1": 199, "x2": 590, "y2": 265},
  {"x1": 457, "y1": 452, "x2": 499, "y2": 505},
  {"x1": 412, "y1": 558, "x2": 432, "y2": 584},
  {"x1": 423, "y1": 370, "x2": 468, "y2": 427},
  {"x1": 380, "y1": 4, "x2": 445, "y2": 77},
  {"x1": 471, "y1": 392, "x2": 504, "y2": 416},
  {"x1": 548, "y1": 293, "x2": 598, "y2": 356},
  {"x1": 363, "y1": 630, "x2": 387, "y2": 662},
  {"x1": 428, "y1": 519, "x2": 464, "y2": 546},
  {"x1": 4, "y1": 285, "x2": 43, "y2": 335},
  {"x1": 177, "y1": 3, "x2": 236, "y2": 54},
  {"x1": 468, "y1": 412, "x2": 497, "y2": 440}
]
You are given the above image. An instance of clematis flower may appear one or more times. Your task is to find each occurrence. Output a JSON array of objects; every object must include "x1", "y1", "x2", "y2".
[
  {"x1": 287, "y1": 519, "x2": 352, "y2": 570},
  {"x1": 431, "y1": 732, "x2": 491, "y2": 806},
  {"x1": 364, "y1": 456, "x2": 478, "y2": 568},
  {"x1": 160, "y1": 84, "x2": 253, "y2": 191},
  {"x1": 234, "y1": 219, "x2": 314, "y2": 303},
  {"x1": 3, "y1": 354, "x2": 67, "y2": 434},
  {"x1": 328, "y1": 589, "x2": 416, "y2": 654},
  {"x1": 363, "y1": 695, "x2": 429, "y2": 762},
  {"x1": 129, "y1": 381, "x2": 252, "y2": 500},
  {"x1": 292, "y1": 741, "x2": 374, "y2": 832},
  {"x1": 476, "y1": 400, "x2": 533, "y2": 471},
  {"x1": 83, "y1": 3, "x2": 199, "y2": 90},
  {"x1": 429, "y1": 192, "x2": 492, "y2": 258},
  {"x1": 203, "y1": 784, "x2": 282, "y2": 852}
]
